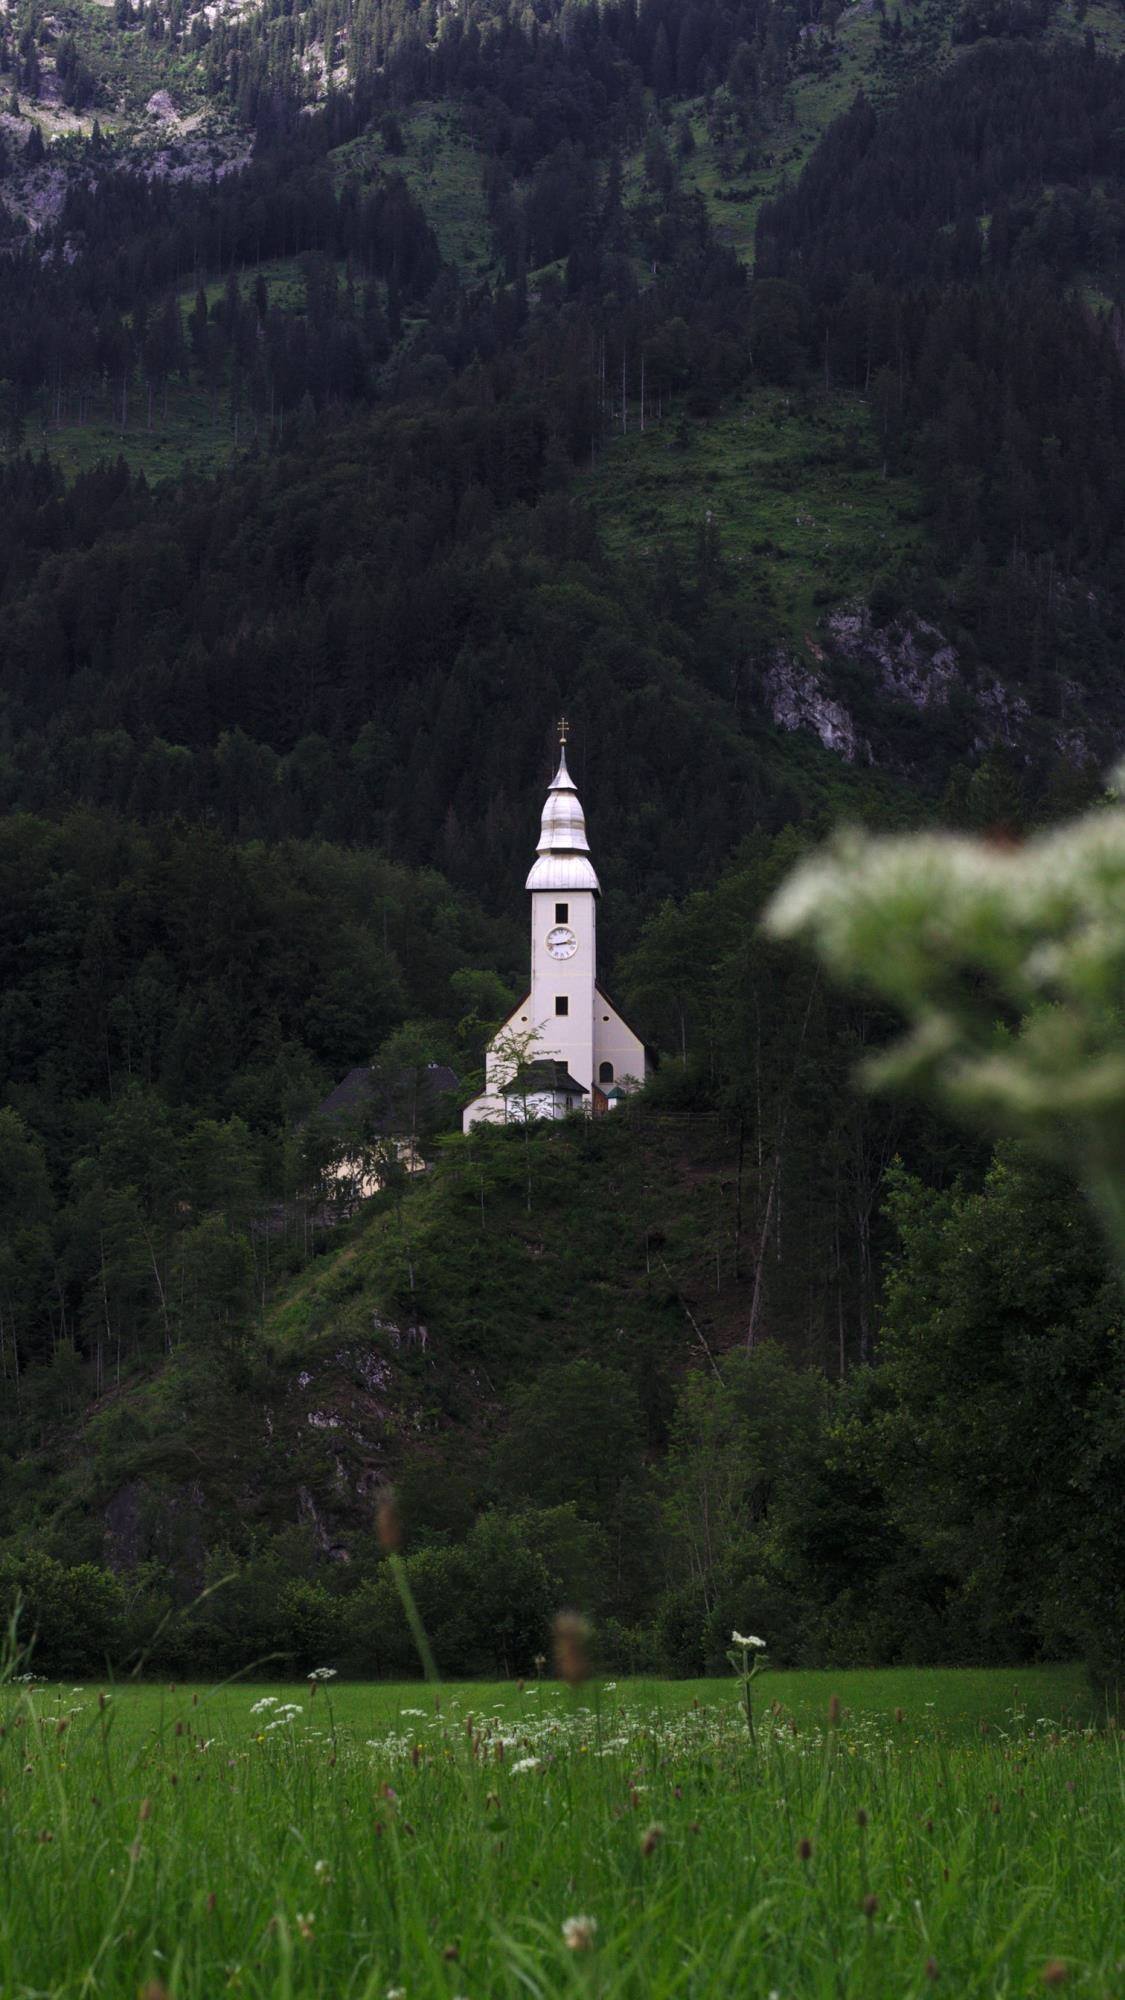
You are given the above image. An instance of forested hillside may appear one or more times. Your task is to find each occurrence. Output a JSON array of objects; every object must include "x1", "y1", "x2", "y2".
[{"x1": 1, "y1": 0, "x2": 1123, "y2": 1684}]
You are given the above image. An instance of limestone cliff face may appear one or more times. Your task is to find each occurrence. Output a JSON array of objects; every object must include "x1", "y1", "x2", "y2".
[
  {"x1": 94, "y1": 1316, "x2": 470, "y2": 1586},
  {"x1": 759, "y1": 600, "x2": 1122, "y2": 771},
  {"x1": 761, "y1": 649, "x2": 869, "y2": 763}
]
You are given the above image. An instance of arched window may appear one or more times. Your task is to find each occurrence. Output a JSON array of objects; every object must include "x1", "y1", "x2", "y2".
[{"x1": 598, "y1": 1061, "x2": 614, "y2": 1084}]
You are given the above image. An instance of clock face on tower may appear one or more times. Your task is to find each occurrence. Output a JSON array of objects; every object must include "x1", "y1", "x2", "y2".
[{"x1": 546, "y1": 925, "x2": 578, "y2": 960}]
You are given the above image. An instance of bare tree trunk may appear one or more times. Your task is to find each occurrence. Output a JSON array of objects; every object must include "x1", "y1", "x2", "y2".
[
  {"x1": 835, "y1": 1188, "x2": 846, "y2": 1378},
  {"x1": 98, "y1": 1234, "x2": 112, "y2": 1397},
  {"x1": 745, "y1": 1166, "x2": 778, "y2": 1350},
  {"x1": 0, "y1": 1303, "x2": 21, "y2": 1413},
  {"x1": 144, "y1": 1228, "x2": 173, "y2": 1355},
  {"x1": 746, "y1": 977, "x2": 818, "y2": 1349},
  {"x1": 662, "y1": 1259, "x2": 721, "y2": 1379},
  {"x1": 734, "y1": 1112, "x2": 745, "y2": 1278}
]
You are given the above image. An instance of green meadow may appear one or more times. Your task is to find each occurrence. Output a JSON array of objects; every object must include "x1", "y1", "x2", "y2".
[{"x1": 1, "y1": 1665, "x2": 1119, "y2": 1999}]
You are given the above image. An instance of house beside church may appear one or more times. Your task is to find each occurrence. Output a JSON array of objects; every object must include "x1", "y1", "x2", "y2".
[
  {"x1": 308, "y1": 1062, "x2": 458, "y2": 1206},
  {"x1": 463, "y1": 725, "x2": 651, "y2": 1129}
]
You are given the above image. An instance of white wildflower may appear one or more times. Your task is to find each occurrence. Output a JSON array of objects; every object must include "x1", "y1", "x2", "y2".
[
  {"x1": 732, "y1": 1631, "x2": 766, "y2": 1649},
  {"x1": 308, "y1": 1666, "x2": 338, "y2": 1681},
  {"x1": 562, "y1": 1914, "x2": 598, "y2": 1952},
  {"x1": 510, "y1": 1756, "x2": 541, "y2": 1775},
  {"x1": 250, "y1": 1697, "x2": 278, "y2": 1715}
]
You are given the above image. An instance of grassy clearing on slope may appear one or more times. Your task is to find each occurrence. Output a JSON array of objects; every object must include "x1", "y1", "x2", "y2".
[
  {"x1": 1, "y1": 1665, "x2": 1114, "y2": 1999},
  {"x1": 1052, "y1": 0, "x2": 1125, "y2": 57},
  {"x1": 27, "y1": 258, "x2": 309, "y2": 479},
  {"x1": 332, "y1": 103, "x2": 492, "y2": 273},
  {"x1": 670, "y1": 0, "x2": 1125, "y2": 267},
  {"x1": 676, "y1": 7, "x2": 890, "y2": 261},
  {"x1": 581, "y1": 390, "x2": 923, "y2": 644},
  {"x1": 55, "y1": 1, "x2": 211, "y2": 125},
  {"x1": 31, "y1": 379, "x2": 236, "y2": 480}
]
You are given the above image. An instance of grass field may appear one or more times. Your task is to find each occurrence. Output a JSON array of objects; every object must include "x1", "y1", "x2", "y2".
[{"x1": 1, "y1": 1664, "x2": 1119, "y2": 1998}]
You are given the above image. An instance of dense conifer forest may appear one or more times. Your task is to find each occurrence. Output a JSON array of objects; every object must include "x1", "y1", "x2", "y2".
[{"x1": 0, "y1": 0, "x2": 1123, "y2": 1688}]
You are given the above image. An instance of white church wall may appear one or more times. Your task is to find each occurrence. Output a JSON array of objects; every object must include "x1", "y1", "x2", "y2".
[
  {"x1": 527, "y1": 888, "x2": 596, "y2": 1089},
  {"x1": 461, "y1": 1090, "x2": 505, "y2": 1128},
  {"x1": 592, "y1": 998, "x2": 647, "y2": 1095}
]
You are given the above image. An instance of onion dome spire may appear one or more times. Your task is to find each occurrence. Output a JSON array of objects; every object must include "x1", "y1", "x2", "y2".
[{"x1": 525, "y1": 718, "x2": 601, "y2": 893}]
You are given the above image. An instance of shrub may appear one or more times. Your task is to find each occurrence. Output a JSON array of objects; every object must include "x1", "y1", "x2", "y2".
[{"x1": 0, "y1": 1553, "x2": 124, "y2": 1675}]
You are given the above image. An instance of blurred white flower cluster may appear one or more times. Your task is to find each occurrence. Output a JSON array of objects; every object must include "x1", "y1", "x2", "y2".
[{"x1": 765, "y1": 766, "x2": 1125, "y2": 1257}]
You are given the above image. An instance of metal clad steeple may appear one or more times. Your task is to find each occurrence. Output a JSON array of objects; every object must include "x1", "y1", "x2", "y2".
[{"x1": 525, "y1": 722, "x2": 600, "y2": 892}]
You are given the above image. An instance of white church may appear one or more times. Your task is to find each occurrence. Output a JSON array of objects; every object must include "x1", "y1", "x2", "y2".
[{"x1": 462, "y1": 725, "x2": 652, "y2": 1129}]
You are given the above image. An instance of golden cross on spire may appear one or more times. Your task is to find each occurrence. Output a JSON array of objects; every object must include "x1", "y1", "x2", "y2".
[{"x1": 558, "y1": 714, "x2": 569, "y2": 746}]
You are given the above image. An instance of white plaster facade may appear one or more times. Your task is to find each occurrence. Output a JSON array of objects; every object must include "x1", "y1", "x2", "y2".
[{"x1": 463, "y1": 740, "x2": 649, "y2": 1129}]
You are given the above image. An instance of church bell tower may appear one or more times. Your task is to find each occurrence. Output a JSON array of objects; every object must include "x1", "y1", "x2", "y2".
[
  {"x1": 461, "y1": 721, "x2": 649, "y2": 1128},
  {"x1": 524, "y1": 716, "x2": 600, "y2": 1095}
]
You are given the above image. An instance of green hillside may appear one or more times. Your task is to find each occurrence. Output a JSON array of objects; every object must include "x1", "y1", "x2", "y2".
[
  {"x1": 3, "y1": 0, "x2": 1125, "y2": 1701},
  {"x1": 18, "y1": 1112, "x2": 741, "y2": 1561},
  {"x1": 9, "y1": 1091, "x2": 1122, "y2": 1686}
]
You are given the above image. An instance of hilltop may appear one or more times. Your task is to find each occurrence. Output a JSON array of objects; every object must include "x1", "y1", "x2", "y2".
[{"x1": 17, "y1": 1113, "x2": 745, "y2": 1565}]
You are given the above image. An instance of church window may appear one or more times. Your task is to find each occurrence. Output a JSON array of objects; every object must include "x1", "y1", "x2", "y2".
[
  {"x1": 555, "y1": 902, "x2": 569, "y2": 923},
  {"x1": 555, "y1": 995, "x2": 569, "y2": 1016},
  {"x1": 599, "y1": 1061, "x2": 614, "y2": 1084}
]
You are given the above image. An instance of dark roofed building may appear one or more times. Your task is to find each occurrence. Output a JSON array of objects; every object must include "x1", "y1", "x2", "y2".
[
  {"x1": 311, "y1": 1063, "x2": 459, "y2": 1134},
  {"x1": 305, "y1": 1062, "x2": 459, "y2": 1210},
  {"x1": 500, "y1": 1059, "x2": 588, "y2": 1122}
]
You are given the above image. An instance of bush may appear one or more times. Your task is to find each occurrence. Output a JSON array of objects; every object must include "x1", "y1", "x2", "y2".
[
  {"x1": 343, "y1": 1514, "x2": 554, "y2": 1677},
  {"x1": 0, "y1": 1553, "x2": 123, "y2": 1675}
]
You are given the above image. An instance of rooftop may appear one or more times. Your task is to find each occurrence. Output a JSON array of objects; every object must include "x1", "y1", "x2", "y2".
[
  {"x1": 311, "y1": 1063, "x2": 459, "y2": 1132},
  {"x1": 500, "y1": 1059, "x2": 588, "y2": 1099}
]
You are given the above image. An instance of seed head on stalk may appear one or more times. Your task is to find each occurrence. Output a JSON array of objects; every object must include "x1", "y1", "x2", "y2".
[{"x1": 728, "y1": 1630, "x2": 768, "y2": 1742}]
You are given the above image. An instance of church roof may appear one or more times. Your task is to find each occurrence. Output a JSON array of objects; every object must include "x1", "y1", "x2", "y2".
[
  {"x1": 310, "y1": 1063, "x2": 459, "y2": 1132},
  {"x1": 525, "y1": 745, "x2": 601, "y2": 894},
  {"x1": 500, "y1": 1059, "x2": 588, "y2": 1099}
]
